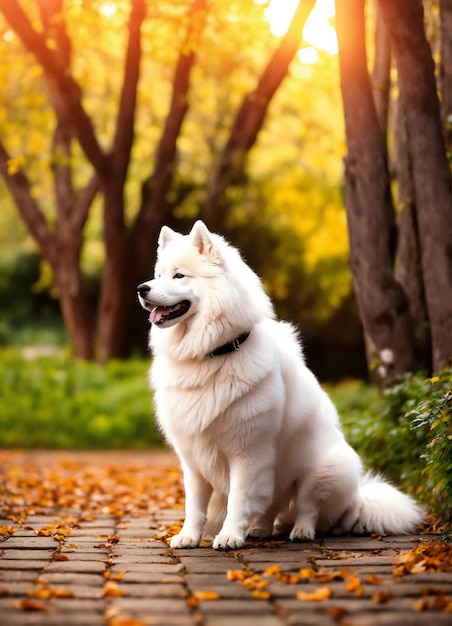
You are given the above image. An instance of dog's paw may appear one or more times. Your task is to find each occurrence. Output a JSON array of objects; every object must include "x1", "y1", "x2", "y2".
[
  {"x1": 247, "y1": 527, "x2": 271, "y2": 540},
  {"x1": 170, "y1": 533, "x2": 200, "y2": 549},
  {"x1": 289, "y1": 526, "x2": 315, "y2": 542},
  {"x1": 212, "y1": 533, "x2": 245, "y2": 550}
]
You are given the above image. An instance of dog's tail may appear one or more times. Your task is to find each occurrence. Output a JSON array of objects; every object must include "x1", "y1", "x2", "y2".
[{"x1": 348, "y1": 472, "x2": 424, "y2": 535}]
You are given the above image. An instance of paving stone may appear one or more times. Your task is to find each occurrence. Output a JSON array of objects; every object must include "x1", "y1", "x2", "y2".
[
  {"x1": 43, "y1": 559, "x2": 106, "y2": 574},
  {"x1": 37, "y1": 572, "x2": 103, "y2": 586},
  {"x1": 116, "y1": 570, "x2": 181, "y2": 584},
  {"x1": 0, "y1": 569, "x2": 38, "y2": 583},
  {"x1": 194, "y1": 598, "x2": 274, "y2": 614},
  {"x1": 70, "y1": 528, "x2": 118, "y2": 537},
  {"x1": 0, "y1": 580, "x2": 34, "y2": 596},
  {"x1": 118, "y1": 582, "x2": 187, "y2": 597},
  {"x1": 112, "y1": 554, "x2": 176, "y2": 565},
  {"x1": 107, "y1": 596, "x2": 189, "y2": 614},
  {"x1": 0, "y1": 549, "x2": 54, "y2": 561},
  {"x1": 1, "y1": 537, "x2": 57, "y2": 549},
  {"x1": 177, "y1": 556, "x2": 240, "y2": 574},
  {"x1": 59, "y1": 551, "x2": 109, "y2": 561},
  {"x1": 204, "y1": 616, "x2": 285, "y2": 626},
  {"x1": 111, "y1": 562, "x2": 183, "y2": 574},
  {"x1": 0, "y1": 560, "x2": 46, "y2": 571}
]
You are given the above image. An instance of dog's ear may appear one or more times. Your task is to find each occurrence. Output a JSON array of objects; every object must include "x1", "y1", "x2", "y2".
[
  {"x1": 158, "y1": 225, "x2": 178, "y2": 249},
  {"x1": 190, "y1": 221, "x2": 221, "y2": 263}
]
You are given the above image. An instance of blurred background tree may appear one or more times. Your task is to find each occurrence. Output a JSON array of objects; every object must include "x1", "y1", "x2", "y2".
[{"x1": 0, "y1": 0, "x2": 449, "y2": 381}]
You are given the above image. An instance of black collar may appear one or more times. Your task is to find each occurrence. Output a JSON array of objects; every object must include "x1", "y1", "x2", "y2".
[{"x1": 208, "y1": 332, "x2": 250, "y2": 358}]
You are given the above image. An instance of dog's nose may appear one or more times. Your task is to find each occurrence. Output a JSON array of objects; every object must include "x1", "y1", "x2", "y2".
[{"x1": 137, "y1": 283, "x2": 150, "y2": 297}]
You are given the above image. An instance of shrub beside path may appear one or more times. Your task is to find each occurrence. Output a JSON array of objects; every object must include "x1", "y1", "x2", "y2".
[{"x1": 0, "y1": 450, "x2": 451, "y2": 626}]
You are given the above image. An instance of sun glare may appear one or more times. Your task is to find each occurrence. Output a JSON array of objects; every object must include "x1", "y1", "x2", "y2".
[
  {"x1": 262, "y1": 0, "x2": 338, "y2": 63},
  {"x1": 99, "y1": 1, "x2": 117, "y2": 17}
]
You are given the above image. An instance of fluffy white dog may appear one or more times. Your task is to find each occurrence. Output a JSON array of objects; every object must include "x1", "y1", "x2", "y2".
[{"x1": 137, "y1": 221, "x2": 423, "y2": 550}]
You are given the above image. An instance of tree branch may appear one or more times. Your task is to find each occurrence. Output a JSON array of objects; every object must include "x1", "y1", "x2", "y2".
[
  {"x1": 201, "y1": 0, "x2": 315, "y2": 228},
  {"x1": 0, "y1": 142, "x2": 58, "y2": 266},
  {"x1": 131, "y1": 0, "x2": 209, "y2": 258},
  {"x1": 0, "y1": 0, "x2": 109, "y2": 178},
  {"x1": 110, "y1": 0, "x2": 146, "y2": 183}
]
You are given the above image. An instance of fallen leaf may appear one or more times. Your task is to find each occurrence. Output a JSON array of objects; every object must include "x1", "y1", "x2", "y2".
[
  {"x1": 325, "y1": 606, "x2": 347, "y2": 619},
  {"x1": 0, "y1": 525, "x2": 17, "y2": 537},
  {"x1": 192, "y1": 590, "x2": 220, "y2": 601},
  {"x1": 372, "y1": 590, "x2": 395, "y2": 603},
  {"x1": 251, "y1": 589, "x2": 271, "y2": 600},
  {"x1": 14, "y1": 599, "x2": 48, "y2": 611},
  {"x1": 263, "y1": 565, "x2": 280, "y2": 577},
  {"x1": 413, "y1": 595, "x2": 452, "y2": 612},
  {"x1": 393, "y1": 540, "x2": 452, "y2": 578},
  {"x1": 227, "y1": 568, "x2": 251, "y2": 582},
  {"x1": 345, "y1": 574, "x2": 364, "y2": 596},
  {"x1": 103, "y1": 581, "x2": 127, "y2": 597},
  {"x1": 365, "y1": 574, "x2": 385, "y2": 585},
  {"x1": 299, "y1": 567, "x2": 317, "y2": 579},
  {"x1": 296, "y1": 586, "x2": 332, "y2": 601}
]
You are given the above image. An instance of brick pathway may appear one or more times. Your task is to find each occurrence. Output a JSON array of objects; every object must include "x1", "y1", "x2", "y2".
[{"x1": 0, "y1": 451, "x2": 451, "y2": 626}]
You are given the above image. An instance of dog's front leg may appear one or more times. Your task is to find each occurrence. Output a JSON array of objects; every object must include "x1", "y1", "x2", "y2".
[
  {"x1": 213, "y1": 451, "x2": 274, "y2": 550},
  {"x1": 171, "y1": 466, "x2": 212, "y2": 549}
]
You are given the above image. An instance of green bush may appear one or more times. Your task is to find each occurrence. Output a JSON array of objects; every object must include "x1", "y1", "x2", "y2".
[
  {"x1": 0, "y1": 349, "x2": 163, "y2": 449},
  {"x1": 339, "y1": 368, "x2": 452, "y2": 525}
]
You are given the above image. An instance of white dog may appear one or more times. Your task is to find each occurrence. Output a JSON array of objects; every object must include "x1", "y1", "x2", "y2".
[{"x1": 137, "y1": 221, "x2": 423, "y2": 550}]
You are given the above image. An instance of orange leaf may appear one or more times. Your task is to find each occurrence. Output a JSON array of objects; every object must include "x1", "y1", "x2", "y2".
[
  {"x1": 29, "y1": 588, "x2": 53, "y2": 600},
  {"x1": 251, "y1": 590, "x2": 271, "y2": 600},
  {"x1": 227, "y1": 569, "x2": 250, "y2": 581},
  {"x1": 0, "y1": 525, "x2": 17, "y2": 537},
  {"x1": 52, "y1": 588, "x2": 75, "y2": 598},
  {"x1": 263, "y1": 565, "x2": 280, "y2": 576},
  {"x1": 103, "y1": 581, "x2": 127, "y2": 597},
  {"x1": 192, "y1": 591, "x2": 220, "y2": 601},
  {"x1": 299, "y1": 568, "x2": 317, "y2": 579},
  {"x1": 296, "y1": 586, "x2": 332, "y2": 601},
  {"x1": 365, "y1": 574, "x2": 385, "y2": 585},
  {"x1": 325, "y1": 606, "x2": 347, "y2": 619},
  {"x1": 372, "y1": 590, "x2": 395, "y2": 604},
  {"x1": 15, "y1": 599, "x2": 48, "y2": 611},
  {"x1": 346, "y1": 574, "x2": 362, "y2": 592}
]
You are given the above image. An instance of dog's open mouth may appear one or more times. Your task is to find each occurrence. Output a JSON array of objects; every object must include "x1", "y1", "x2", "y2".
[{"x1": 149, "y1": 300, "x2": 191, "y2": 325}]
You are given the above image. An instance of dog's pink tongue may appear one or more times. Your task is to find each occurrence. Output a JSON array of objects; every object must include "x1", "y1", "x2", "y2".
[{"x1": 149, "y1": 307, "x2": 163, "y2": 324}]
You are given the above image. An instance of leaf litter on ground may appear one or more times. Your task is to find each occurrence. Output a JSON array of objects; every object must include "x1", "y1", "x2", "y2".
[{"x1": 1, "y1": 451, "x2": 451, "y2": 615}]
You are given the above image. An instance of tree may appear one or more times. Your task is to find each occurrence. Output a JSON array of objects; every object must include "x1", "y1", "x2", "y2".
[
  {"x1": 0, "y1": 0, "x2": 313, "y2": 362},
  {"x1": 335, "y1": 0, "x2": 451, "y2": 381}
]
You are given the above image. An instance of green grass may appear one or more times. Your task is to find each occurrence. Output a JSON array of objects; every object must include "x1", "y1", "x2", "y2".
[{"x1": 0, "y1": 348, "x2": 163, "y2": 449}]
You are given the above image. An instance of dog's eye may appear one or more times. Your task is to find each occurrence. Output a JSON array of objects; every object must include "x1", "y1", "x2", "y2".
[{"x1": 173, "y1": 273, "x2": 185, "y2": 279}]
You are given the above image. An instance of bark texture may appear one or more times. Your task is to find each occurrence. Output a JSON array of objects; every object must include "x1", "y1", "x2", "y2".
[
  {"x1": 378, "y1": 0, "x2": 452, "y2": 371},
  {"x1": 335, "y1": 0, "x2": 415, "y2": 379}
]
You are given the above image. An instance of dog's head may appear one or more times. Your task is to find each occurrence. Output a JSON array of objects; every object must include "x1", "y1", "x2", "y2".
[{"x1": 137, "y1": 221, "x2": 222, "y2": 329}]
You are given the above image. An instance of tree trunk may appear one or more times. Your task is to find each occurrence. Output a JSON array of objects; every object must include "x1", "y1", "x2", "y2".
[
  {"x1": 439, "y1": 0, "x2": 452, "y2": 153},
  {"x1": 371, "y1": 0, "x2": 391, "y2": 136},
  {"x1": 378, "y1": 0, "x2": 452, "y2": 371},
  {"x1": 335, "y1": 0, "x2": 416, "y2": 381},
  {"x1": 394, "y1": 100, "x2": 431, "y2": 370},
  {"x1": 53, "y1": 250, "x2": 95, "y2": 360}
]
